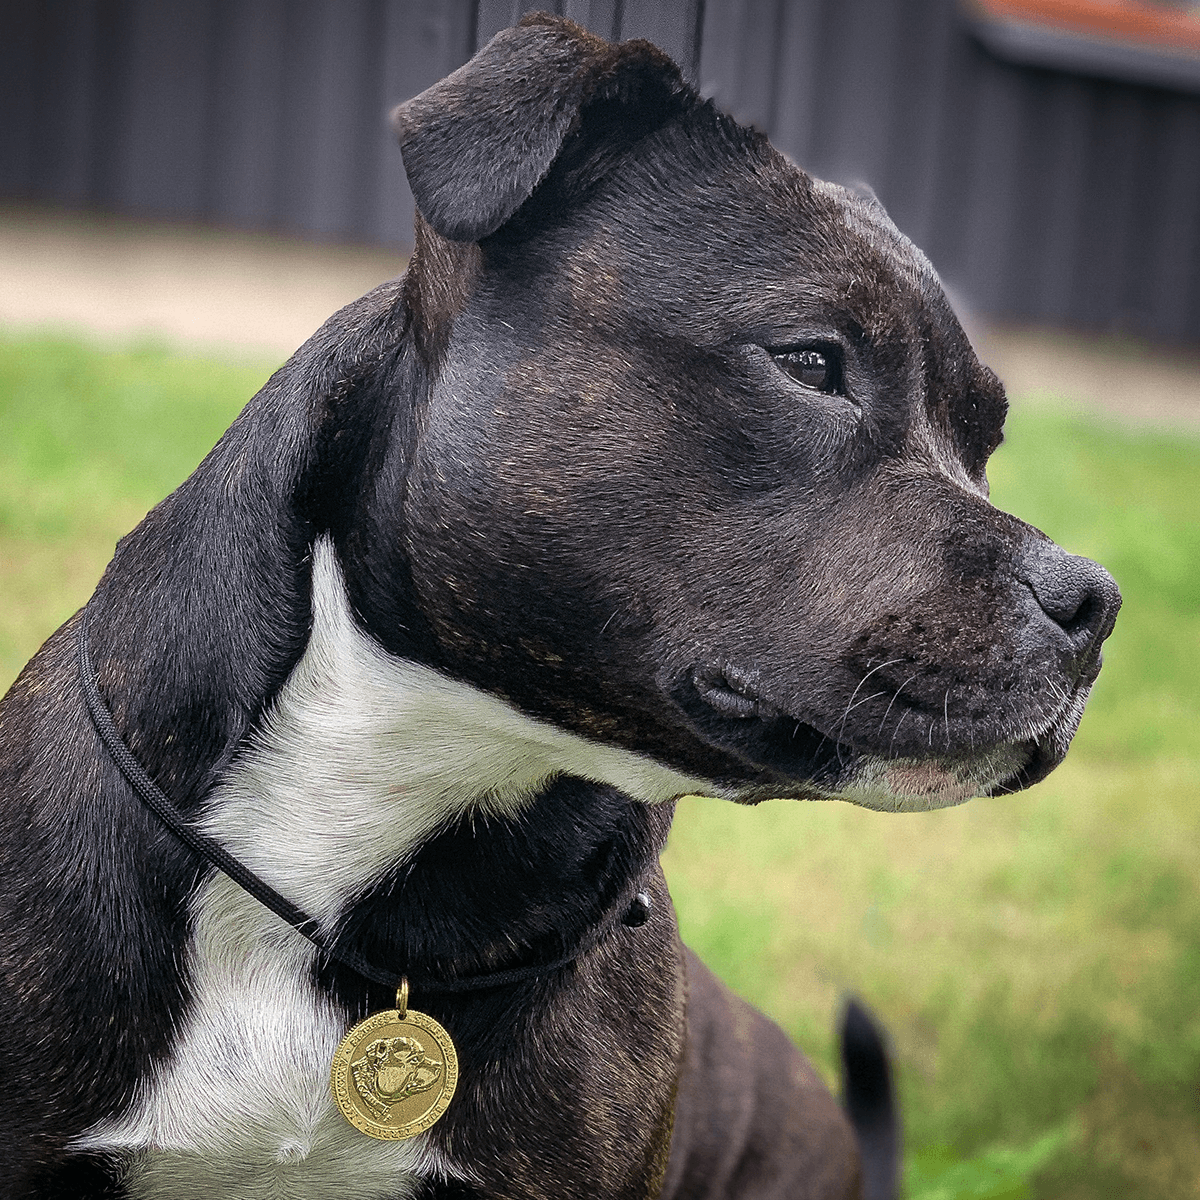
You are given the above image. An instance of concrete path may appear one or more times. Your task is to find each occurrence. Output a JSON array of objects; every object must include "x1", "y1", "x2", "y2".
[
  {"x1": 0, "y1": 207, "x2": 404, "y2": 361},
  {"x1": 3, "y1": 206, "x2": 1198, "y2": 428}
]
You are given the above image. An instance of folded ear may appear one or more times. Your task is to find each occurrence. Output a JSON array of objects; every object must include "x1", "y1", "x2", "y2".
[{"x1": 392, "y1": 14, "x2": 687, "y2": 243}]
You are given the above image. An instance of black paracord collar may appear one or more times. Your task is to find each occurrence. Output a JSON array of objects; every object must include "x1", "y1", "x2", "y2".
[{"x1": 76, "y1": 614, "x2": 652, "y2": 994}]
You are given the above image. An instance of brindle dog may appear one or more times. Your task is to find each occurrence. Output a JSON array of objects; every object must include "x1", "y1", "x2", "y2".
[{"x1": 0, "y1": 14, "x2": 1118, "y2": 1200}]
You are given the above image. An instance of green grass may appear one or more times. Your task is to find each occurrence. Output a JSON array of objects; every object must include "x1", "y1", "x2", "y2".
[
  {"x1": 0, "y1": 332, "x2": 274, "y2": 683},
  {"x1": 2, "y1": 330, "x2": 1198, "y2": 1197}
]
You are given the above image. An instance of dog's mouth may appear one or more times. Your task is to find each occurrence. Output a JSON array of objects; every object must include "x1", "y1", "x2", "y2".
[
  {"x1": 681, "y1": 662, "x2": 1088, "y2": 810},
  {"x1": 683, "y1": 665, "x2": 850, "y2": 792}
]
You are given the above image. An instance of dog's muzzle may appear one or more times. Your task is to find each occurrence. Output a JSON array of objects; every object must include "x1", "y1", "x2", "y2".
[{"x1": 674, "y1": 540, "x2": 1120, "y2": 809}]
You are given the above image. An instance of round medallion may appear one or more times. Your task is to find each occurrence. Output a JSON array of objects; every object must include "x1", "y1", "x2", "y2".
[{"x1": 331, "y1": 1006, "x2": 458, "y2": 1140}]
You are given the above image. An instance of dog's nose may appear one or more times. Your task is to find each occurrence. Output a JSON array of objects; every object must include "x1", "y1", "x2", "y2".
[{"x1": 1019, "y1": 540, "x2": 1121, "y2": 660}]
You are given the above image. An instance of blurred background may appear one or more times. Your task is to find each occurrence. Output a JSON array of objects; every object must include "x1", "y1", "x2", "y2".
[
  {"x1": 1, "y1": 1, "x2": 1198, "y2": 1197},
  {"x1": 4, "y1": 0, "x2": 1200, "y2": 343}
]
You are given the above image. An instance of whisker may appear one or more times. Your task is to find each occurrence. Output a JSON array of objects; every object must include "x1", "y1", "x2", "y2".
[
  {"x1": 846, "y1": 689, "x2": 888, "y2": 715},
  {"x1": 839, "y1": 659, "x2": 905, "y2": 728},
  {"x1": 877, "y1": 671, "x2": 921, "y2": 736},
  {"x1": 1048, "y1": 675, "x2": 1070, "y2": 707},
  {"x1": 801, "y1": 721, "x2": 837, "y2": 771},
  {"x1": 837, "y1": 658, "x2": 905, "y2": 744},
  {"x1": 813, "y1": 729, "x2": 839, "y2": 769}
]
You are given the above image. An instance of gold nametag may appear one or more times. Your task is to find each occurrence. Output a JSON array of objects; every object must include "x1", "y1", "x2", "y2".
[{"x1": 330, "y1": 979, "x2": 458, "y2": 1140}]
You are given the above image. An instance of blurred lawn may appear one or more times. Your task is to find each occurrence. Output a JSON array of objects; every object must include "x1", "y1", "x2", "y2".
[{"x1": 2, "y1": 330, "x2": 1198, "y2": 1198}]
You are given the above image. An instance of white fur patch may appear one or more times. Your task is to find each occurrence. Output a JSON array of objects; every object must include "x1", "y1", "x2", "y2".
[
  {"x1": 70, "y1": 537, "x2": 715, "y2": 1192},
  {"x1": 206, "y1": 537, "x2": 718, "y2": 929},
  {"x1": 72, "y1": 876, "x2": 446, "y2": 1200},
  {"x1": 839, "y1": 744, "x2": 1027, "y2": 812}
]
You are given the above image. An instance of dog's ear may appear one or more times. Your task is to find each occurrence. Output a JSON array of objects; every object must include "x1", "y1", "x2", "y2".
[{"x1": 393, "y1": 15, "x2": 687, "y2": 243}]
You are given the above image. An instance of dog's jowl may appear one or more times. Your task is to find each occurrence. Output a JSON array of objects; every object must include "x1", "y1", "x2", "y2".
[{"x1": 0, "y1": 15, "x2": 1119, "y2": 1200}]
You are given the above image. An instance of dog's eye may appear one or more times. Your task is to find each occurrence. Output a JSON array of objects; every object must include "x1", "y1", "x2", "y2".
[{"x1": 770, "y1": 346, "x2": 843, "y2": 395}]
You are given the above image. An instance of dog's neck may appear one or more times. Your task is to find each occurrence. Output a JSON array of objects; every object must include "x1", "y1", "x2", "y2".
[
  {"x1": 200, "y1": 537, "x2": 705, "y2": 940},
  {"x1": 79, "y1": 265, "x2": 709, "y2": 989}
]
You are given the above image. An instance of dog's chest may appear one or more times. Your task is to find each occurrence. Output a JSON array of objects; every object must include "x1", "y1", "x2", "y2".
[
  {"x1": 73, "y1": 875, "x2": 441, "y2": 1200},
  {"x1": 69, "y1": 541, "x2": 704, "y2": 1195}
]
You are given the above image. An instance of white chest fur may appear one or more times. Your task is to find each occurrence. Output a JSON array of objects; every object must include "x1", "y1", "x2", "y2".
[
  {"x1": 73, "y1": 875, "x2": 441, "y2": 1199},
  {"x1": 70, "y1": 538, "x2": 714, "y2": 1194}
]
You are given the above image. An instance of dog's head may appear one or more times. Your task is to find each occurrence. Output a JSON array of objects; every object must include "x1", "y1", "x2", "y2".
[{"x1": 370, "y1": 15, "x2": 1119, "y2": 812}]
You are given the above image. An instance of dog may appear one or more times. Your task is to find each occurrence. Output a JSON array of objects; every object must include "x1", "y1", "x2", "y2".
[{"x1": 0, "y1": 14, "x2": 1119, "y2": 1199}]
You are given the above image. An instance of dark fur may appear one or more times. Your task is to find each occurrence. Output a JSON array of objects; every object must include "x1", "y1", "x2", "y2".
[
  {"x1": 840, "y1": 1002, "x2": 899, "y2": 1200},
  {"x1": 0, "y1": 14, "x2": 1117, "y2": 1199}
]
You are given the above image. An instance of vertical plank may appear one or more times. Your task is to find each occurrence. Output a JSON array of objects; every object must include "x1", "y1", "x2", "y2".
[
  {"x1": 1138, "y1": 97, "x2": 1200, "y2": 342},
  {"x1": 697, "y1": 0, "x2": 782, "y2": 132},
  {"x1": 0, "y1": 0, "x2": 41, "y2": 196},
  {"x1": 876, "y1": 0, "x2": 961, "y2": 251},
  {"x1": 108, "y1": 0, "x2": 217, "y2": 218},
  {"x1": 203, "y1": 0, "x2": 289, "y2": 229},
  {"x1": 997, "y1": 68, "x2": 1060, "y2": 323},
  {"x1": 476, "y1": 0, "x2": 528, "y2": 46},
  {"x1": 769, "y1": 0, "x2": 832, "y2": 170},
  {"x1": 807, "y1": 0, "x2": 906, "y2": 193},
  {"x1": 697, "y1": 0, "x2": 746, "y2": 104},
  {"x1": 913, "y1": 11, "x2": 986, "y2": 292},
  {"x1": 958, "y1": 52, "x2": 1029, "y2": 317},
  {"x1": 1036, "y1": 75, "x2": 1098, "y2": 327},
  {"x1": 1110, "y1": 88, "x2": 1200, "y2": 342},
  {"x1": 85, "y1": 0, "x2": 136, "y2": 211},
  {"x1": 272, "y1": 0, "x2": 326, "y2": 235},
  {"x1": 803, "y1": 0, "x2": 872, "y2": 184},
  {"x1": 32, "y1": 0, "x2": 104, "y2": 206},
  {"x1": 304, "y1": 0, "x2": 380, "y2": 239},
  {"x1": 563, "y1": 0, "x2": 622, "y2": 42},
  {"x1": 1064, "y1": 88, "x2": 1137, "y2": 329}
]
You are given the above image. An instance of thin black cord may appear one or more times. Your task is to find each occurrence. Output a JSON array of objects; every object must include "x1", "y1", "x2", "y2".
[{"x1": 77, "y1": 614, "x2": 640, "y2": 994}]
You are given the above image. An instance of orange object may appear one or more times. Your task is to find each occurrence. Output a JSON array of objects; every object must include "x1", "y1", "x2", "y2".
[{"x1": 970, "y1": 0, "x2": 1200, "y2": 55}]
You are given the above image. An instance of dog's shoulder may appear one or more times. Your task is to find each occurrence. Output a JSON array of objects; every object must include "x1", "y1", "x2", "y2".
[{"x1": 662, "y1": 948, "x2": 861, "y2": 1200}]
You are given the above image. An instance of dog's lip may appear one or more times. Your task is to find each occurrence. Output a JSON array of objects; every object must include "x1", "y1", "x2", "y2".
[
  {"x1": 689, "y1": 659, "x2": 1088, "y2": 799},
  {"x1": 690, "y1": 662, "x2": 860, "y2": 751},
  {"x1": 691, "y1": 665, "x2": 776, "y2": 721},
  {"x1": 839, "y1": 752, "x2": 1014, "y2": 811},
  {"x1": 687, "y1": 662, "x2": 857, "y2": 777},
  {"x1": 985, "y1": 730, "x2": 1062, "y2": 794},
  {"x1": 985, "y1": 670, "x2": 1095, "y2": 794},
  {"x1": 987, "y1": 705, "x2": 1079, "y2": 793}
]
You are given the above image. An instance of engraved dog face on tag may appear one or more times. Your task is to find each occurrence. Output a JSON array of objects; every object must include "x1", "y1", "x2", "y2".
[
  {"x1": 352, "y1": 1035, "x2": 442, "y2": 1114},
  {"x1": 331, "y1": 1009, "x2": 458, "y2": 1140}
]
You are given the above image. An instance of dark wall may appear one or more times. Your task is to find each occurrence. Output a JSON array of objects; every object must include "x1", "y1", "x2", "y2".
[
  {"x1": 702, "y1": 0, "x2": 1200, "y2": 345},
  {"x1": 0, "y1": 0, "x2": 477, "y2": 248},
  {"x1": 2, "y1": 0, "x2": 1199, "y2": 343}
]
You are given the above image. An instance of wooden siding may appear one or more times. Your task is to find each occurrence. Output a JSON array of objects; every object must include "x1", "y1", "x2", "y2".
[{"x1": 1, "y1": 0, "x2": 1198, "y2": 342}]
